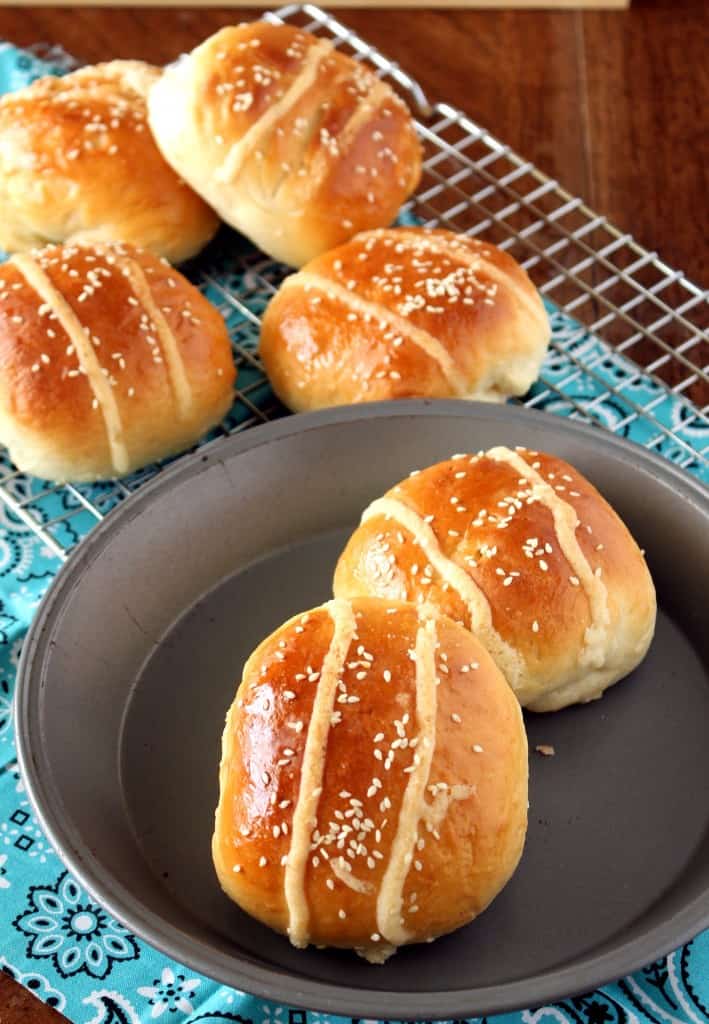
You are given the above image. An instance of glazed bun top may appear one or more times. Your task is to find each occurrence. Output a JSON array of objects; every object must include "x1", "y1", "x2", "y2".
[
  {"x1": 334, "y1": 446, "x2": 656, "y2": 711},
  {"x1": 0, "y1": 61, "x2": 219, "y2": 262},
  {"x1": 213, "y1": 597, "x2": 528, "y2": 961}
]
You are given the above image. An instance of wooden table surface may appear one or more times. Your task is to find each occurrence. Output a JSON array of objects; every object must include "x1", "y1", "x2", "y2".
[
  {"x1": 0, "y1": 2, "x2": 706, "y2": 285},
  {"x1": 0, "y1": 4, "x2": 706, "y2": 1022}
]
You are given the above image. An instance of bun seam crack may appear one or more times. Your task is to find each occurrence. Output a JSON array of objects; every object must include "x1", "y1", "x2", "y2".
[
  {"x1": 216, "y1": 38, "x2": 333, "y2": 187},
  {"x1": 12, "y1": 252, "x2": 130, "y2": 475},
  {"x1": 289, "y1": 272, "x2": 467, "y2": 395},
  {"x1": 375, "y1": 605, "x2": 438, "y2": 950},
  {"x1": 487, "y1": 446, "x2": 610, "y2": 669},
  {"x1": 283, "y1": 597, "x2": 357, "y2": 948},
  {"x1": 361, "y1": 496, "x2": 523, "y2": 689},
  {"x1": 117, "y1": 256, "x2": 193, "y2": 420}
]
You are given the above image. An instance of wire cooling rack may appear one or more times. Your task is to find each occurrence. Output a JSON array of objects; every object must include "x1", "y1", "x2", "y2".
[{"x1": 0, "y1": 2, "x2": 707, "y2": 561}]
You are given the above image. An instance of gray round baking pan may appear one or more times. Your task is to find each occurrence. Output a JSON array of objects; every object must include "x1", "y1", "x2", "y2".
[{"x1": 15, "y1": 401, "x2": 709, "y2": 1020}]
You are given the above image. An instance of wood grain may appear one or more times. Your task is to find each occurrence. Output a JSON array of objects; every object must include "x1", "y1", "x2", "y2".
[
  {"x1": 0, "y1": 0, "x2": 632, "y2": 6},
  {"x1": 0, "y1": 972, "x2": 65, "y2": 1024},
  {"x1": 583, "y1": 1, "x2": 709, "y2": 281},
  {"x1": 0, "y1": 4, "x2": 705, "y2": 1020},
  {"x1": 0, "y1": 3, "x2": 704, "y2": 284}
]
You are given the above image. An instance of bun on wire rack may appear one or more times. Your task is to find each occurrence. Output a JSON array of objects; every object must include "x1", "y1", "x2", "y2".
[
  {"x1": 0, "y1": 241, "x2": 236, "y2": 482},
  {"x1": 259, "y1": 227, "x2": 550, "y2": 408},
  {"x1": 0, "y1": 61, "x2": 219, "y2": 262},
  {"x1": 148, "y1": 22, "x2": 422, "y2": 267}
]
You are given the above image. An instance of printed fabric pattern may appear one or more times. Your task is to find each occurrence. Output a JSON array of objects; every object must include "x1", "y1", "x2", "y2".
[{"x1": 0, "y1": 40, "x2": 707, "y2": 1024}]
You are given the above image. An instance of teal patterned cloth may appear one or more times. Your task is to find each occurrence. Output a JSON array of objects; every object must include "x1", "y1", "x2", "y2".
[{"x1": 1, "y1": 40, "x2": 708, "y2": 1024}]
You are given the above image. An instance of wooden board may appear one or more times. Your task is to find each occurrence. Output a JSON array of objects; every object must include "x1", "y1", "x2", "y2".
[{"x1": 0, "y1": 1, "x2": 633, "y2": 7}]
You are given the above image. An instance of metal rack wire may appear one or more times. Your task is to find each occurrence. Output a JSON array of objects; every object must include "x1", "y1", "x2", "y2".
[{"x1": 0, "y1": 2, "x2": 706, "y2": 562}]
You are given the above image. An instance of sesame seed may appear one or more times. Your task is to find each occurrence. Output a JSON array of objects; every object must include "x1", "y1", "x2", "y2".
[{"x1": 473, "y1": 744, "x2": 484, "y2": 753}]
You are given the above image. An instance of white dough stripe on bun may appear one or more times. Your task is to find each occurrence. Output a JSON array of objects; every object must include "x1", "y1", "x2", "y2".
[
  {"x1": 259, "y1": 227, "x2": 551, "y2": 410},
  {"x1": 214, "y1": 38, "x2": 334, "y2": 186},
  {"x1": 11, "y1": 251, "x2": 132, "y2": 474},
  {"x1": 285, "y1": 600, "x2": 441, "y2": 956},
  {"x1": 284, "y1": 597, "x2": 358, "y2": 948}
]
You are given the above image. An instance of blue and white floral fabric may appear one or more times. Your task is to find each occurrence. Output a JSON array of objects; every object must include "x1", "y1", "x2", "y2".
[{"x1": 0, "y1": 40, "x2": 707, "y2": 1024}]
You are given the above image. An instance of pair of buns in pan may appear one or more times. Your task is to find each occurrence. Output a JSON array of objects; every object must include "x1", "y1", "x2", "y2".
[
  {"x1": 0, "y1": 23, "x2": 422, "y2": 268},
  {"x1": 213, "y1": 447, "x2": 656, "y2": 960}
]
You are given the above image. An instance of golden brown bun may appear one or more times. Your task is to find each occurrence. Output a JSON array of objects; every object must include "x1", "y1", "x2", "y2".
[
  {"x1": 213, "y1": 597, "x2": 528, "y2": 962},
  {"x1": 259, "y1": 227, "x2": 550, "y2": 410},
  {"x1": 0, "y1": 241, "x2": 236, "y2": 482},
  {"x1": 0, "y1": 61, "x2": 219, "y2": 263},
  {"x1": 334, "y1": 448, "x2": 656, "y2": 711},
  {"x1": 148, "y1": 23, "x2": 422, "y2": 267}
]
